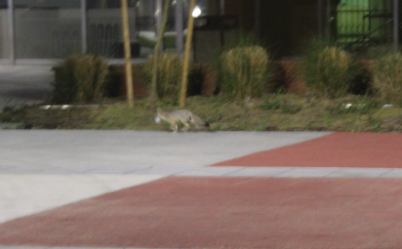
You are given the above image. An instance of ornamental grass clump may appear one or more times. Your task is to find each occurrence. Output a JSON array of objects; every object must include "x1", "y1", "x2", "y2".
[
  {"x1": 52, "y1": 54, "x2": 109, "y2": 104},
  {"x1": 219, "y1": 46, "x2": 271, "y2": 101},
  {"x1": 144, "y1": 52, "x2": 183, "y2": 99},
  {"x1": 373, "y1": 53, "x2": 402, "y2": 105},
  {"x1": 303, "y1": 44, "x2": 354, "y2": 98}
]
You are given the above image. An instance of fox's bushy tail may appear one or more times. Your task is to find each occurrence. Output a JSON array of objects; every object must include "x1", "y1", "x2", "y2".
[{"x1": 190, "y1": 113, "x2": 209, "y2": 128}]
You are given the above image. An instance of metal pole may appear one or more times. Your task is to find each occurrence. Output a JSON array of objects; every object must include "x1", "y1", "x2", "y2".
[
  {"x1": 80, "y1": 0, "x2": 87, "y2": 54},
  {"x1": 7, "y1": 0, "x2": 15, "y2": 64},
  {"x1": 317, "y1": 0, "x2": 323, "y2": 39},
  {"x1": 121, "y1": 0, "x2": 134, "y2": 108},
  {"x1": 179, "y1": 0, "x2": 196, "y2": 108},
  {"x1": 220, "y1": 0, "x2": 225, "y2": 15},
  {"x1": 175, "y1": 0, "x2": 184, "y2": 54},
  {"x1": 156, "y1": 0, "x2": 163, "y2": 51},
  {"x1": 394, "y1": 0, "x2": 399, "y2": 53},
  {"x1": 156, "y1": 0, "x2": 163, "y2": 30}
]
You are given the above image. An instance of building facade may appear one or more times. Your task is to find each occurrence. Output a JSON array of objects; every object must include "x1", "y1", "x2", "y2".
[
  {"x1": 225, "y1": 0, "x2": 400, "y2": 58},
  {"x1": 0, "y1": 0, "x2": 400, "y2": 65},
  {"x1": 0, "y1": 0, "x2": 197, "y2": 65}
]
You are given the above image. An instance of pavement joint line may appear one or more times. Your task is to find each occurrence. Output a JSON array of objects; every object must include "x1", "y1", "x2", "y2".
[
  {"x1": 323, "y1": 171, "x2": 338, "y2": 177},
  {"x1": 205, "y1": 167, "x2": 402, "y2": 178},
  {"x1": 379, "y1": 168, "x2": 402, "y2": 178},
  {"x1": 172, "y1": 167, "x2": 202, "y2": 176},
  {"x1": 79, "y1": 166, "x2": 115, "y2": 173},
  {"x1": 216, "y1": 166, "x2": 316, "y2": 177},
  {"x1": 220, "y1": 166, "x2": 247, "y2": 176},
  {"x1": 323, "y1": 167, "x2": 342, "y2": 177},
  {"x1": 125, "y1": 166, "x2": 157, "y2": 174},
  {"x1": 377, "y1": 168, "x2": 396, "y2": 177},
  {"x1": 328, "y1": 167, "x2": 343, "y2": 176},
  {"x1": 46, "y1": 167, "x2": 96, "y2": 174},
  {"x1": 174, "y1": 166, "x2": 246, "y2": 177},
  {"x1": 326, "y1": 167, "x2": 395, "y2": 178},
  {"x1": 321, "y1": 167, "x2": 344, "y2": 178},
  {"x1": 4, "y1": 166, "x2": 402, "y2": 178},
  {"x1": 271, "y1": 167, "x2": 297, "y2": 177},
  {"x1": 271, "y1": 167, "x2": 328, "y2": 178},
  {"x1": 127, "y1": 166, "x2": 200, "y2": 176},
  {"x1": 82, "y1": 165, "x2": 153, "y2": 174}
]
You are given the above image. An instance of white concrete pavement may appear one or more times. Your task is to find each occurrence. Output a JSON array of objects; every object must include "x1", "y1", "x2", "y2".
[
  {"x1": 0, "y1": 174, "x2": 164, "y2": 223},
  {"x1": 0, "y1": 130, "x2": 330, "y2": 169},
  {"x1": 0, "y1": 130, "x2": 331, "y2": 224},
  {"x1": 3, "y1": 130, "x2": 402, "y2": 226}
]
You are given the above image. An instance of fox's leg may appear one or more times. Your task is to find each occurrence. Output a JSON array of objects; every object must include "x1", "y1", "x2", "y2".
[
  {"x1": 170, "y1": 122, "x2": 178, "y2": 132},
  {"x1": 190, "y1": 120, "x2": 200, "y2": 130},
  {"x1": 181, "y1": 121, "x2": 190, "y2": 132}
]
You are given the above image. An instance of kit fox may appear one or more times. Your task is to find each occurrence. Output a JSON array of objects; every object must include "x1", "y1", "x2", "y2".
[{"x1": 156, "y1": 107, "x2": 209, "y2": 132}]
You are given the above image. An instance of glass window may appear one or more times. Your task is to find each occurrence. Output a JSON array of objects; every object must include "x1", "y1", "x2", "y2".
[
  {"x1": 0, "y1": 0, "x2": 7, "y2": 9},
  {"x1": 0, "y1": 0, "x2": 9, "y2": 59},
  {"x1": 87, "y1": 0, "x2": 139, "y2": 58},
  {"x1": 14, "y1": 0, "x2": 82, "y2": 59},
  {"x1": 14, "y1": 0, "x2": 80, "y2": 8},
  {"x1": 136, "y1": 0, "x2": 157, "y2": 57},
  {"x1": 137, "y1": 0, "x2": 182, "y2": 53},
  {"x1": 86, "y1": 0, "x2": 191, "y2": 58},
  {"x1": 87, "y1": 0, "x2": 137, "y2": 9}
]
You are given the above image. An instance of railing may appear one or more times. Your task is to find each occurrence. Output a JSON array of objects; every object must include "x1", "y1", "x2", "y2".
[
  {"x1": 87, "y1": 23, "x2": 120, "y2": 57},
  {"x1": 336, "y1": 0, "x2": 394, "y2": 51}
]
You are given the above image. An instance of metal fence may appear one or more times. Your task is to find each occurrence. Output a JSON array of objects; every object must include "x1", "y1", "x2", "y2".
[{"x1": 336, "y1": 0, "x2": 394, "y2": 49}]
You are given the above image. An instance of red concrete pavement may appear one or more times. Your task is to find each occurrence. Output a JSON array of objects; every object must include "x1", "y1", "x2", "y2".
[
  {"x1": 1, "y1": 176, "x2": 402, "y2": 249},
  {"x1": 211, "y1": 132, "x2": 402, "y2": 168}
]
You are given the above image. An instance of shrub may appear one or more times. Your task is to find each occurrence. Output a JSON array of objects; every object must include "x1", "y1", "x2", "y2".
[
  {"x1": 52, "y1": 54, "x2": 109, "y2": 104},
  {"x1": 350, "y1": 61, "x2": 373, "y2": 95},
  {"x1": 219, "y1": 46, "x2": 271, "y2": 101},
  {"x1": 373, "y1": 53, "x2": 402, "y2": 105},
  {"x1": 303, "y1": 42, "x2": 354, "y2": 98},
  {"x1": 143, "y1": 52, "x2": 183, "y2": 99}
]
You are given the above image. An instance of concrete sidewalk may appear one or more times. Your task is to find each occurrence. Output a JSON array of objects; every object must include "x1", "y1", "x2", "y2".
[
  {"x1": 1, "y1": 131, "x2": 401, "y2": 178},
  {"x1": 0, "y1": 131, "x2": 329, "y2": 223},
  {"x1": 2, "y1": 130, "x2": 402, "y2": 249}
]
